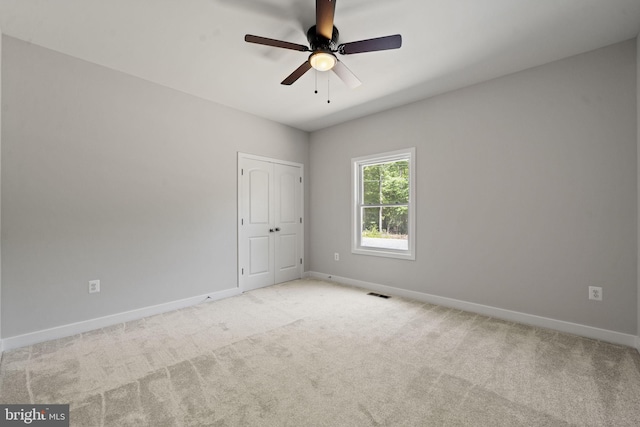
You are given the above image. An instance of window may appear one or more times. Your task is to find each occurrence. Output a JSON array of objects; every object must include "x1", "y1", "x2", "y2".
[{"x1": 352, "y1": 148, "x2": 415, "y2": 260}]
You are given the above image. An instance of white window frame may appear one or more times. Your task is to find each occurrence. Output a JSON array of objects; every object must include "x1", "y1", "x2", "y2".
[{"x1": 351, "y1": 148, "x2": 416, "y2": 260}]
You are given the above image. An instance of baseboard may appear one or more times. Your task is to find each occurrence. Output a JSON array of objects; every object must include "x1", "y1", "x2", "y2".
[
  {"x1": 307, "y1": 271, "x2": 638, "y2": 348},
  {"x1": 1, "y1": 287, "x2": 242, "y2": 352}
]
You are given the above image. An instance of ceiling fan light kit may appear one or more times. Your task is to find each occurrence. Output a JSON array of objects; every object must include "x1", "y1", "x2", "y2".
[
  {"x1": 244, "y1": 0, "x2": 402, "y2": 88},
  {"x1": 309, "y1": 51, "x2": 336, "y2": 71}
]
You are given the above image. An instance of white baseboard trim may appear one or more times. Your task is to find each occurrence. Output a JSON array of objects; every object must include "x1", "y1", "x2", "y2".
[
  {"x1": 1, "y1": 287, "x2": 241, "y2": 352},
  {"x1": 307, "y1": 271, "x2": 638, "y2": 348}
]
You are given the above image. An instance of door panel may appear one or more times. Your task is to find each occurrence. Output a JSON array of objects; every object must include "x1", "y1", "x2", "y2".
[
  {"x1": 277, "y1": 234, "x2": 297, "y2": 268},
  {"x1": 278, "y1": 171, "x2": 296, "y2": 223},
  {"x1": 249, "y1": 237, "x2": 270, "y2": 274},
  {"x1": 249, "y1": 170, "x2": 270, "y2": 224}
]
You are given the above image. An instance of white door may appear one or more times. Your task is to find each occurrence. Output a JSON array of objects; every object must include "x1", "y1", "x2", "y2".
[
  {"x1": 240, "y1": 157, "x2": 274, "y2": 290},
  {"x1": 274, "y1": 163, "x2": 302, "y2": 284},
  {"x1": 239, "y1": 155, "x2": 303, "y2": 291}
]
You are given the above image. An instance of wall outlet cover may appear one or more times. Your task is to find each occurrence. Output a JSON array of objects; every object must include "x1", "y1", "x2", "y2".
[
  {"x1": 89, "y1": 280, "x2": 101, "y2": 294},
  {"x1": 588, "y1": 286, "x2": 602, "y2": 301}
]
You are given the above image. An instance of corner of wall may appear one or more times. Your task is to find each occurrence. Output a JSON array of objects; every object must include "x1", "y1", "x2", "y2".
[
  {"x1": 308, "y1": 271, "x2": 639, "y2": 348},
  {"x1": 1, "y1": 286, "x2": 241, "y2": 352}
]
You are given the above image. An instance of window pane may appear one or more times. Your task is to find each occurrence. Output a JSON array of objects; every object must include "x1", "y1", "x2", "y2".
[
  {"x1": 362, "y1": 161, "x2": 409, "y2": 205},
  {"x1": 362, "y1": 165, "x2": 382, "y2": 204},
  {"x1": 361, "y1": 206, "x2": 380, "y2": 234},
  {"x1": 361, "y1": 206, "x2": 408, "y2": 250}
]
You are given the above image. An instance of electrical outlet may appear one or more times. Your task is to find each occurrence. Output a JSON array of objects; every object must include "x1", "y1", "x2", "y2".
[
  {"x1": 89, "y1": 280, "x2": 100, "y2": 294},
  {"x1": 588, "y1": 286, "x2": 602, "y2": 301},
  {"x1": 334, "y1": 252, "x2": 339, "y2": 261}
]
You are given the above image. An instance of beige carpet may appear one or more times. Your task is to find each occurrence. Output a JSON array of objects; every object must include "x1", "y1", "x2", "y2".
[{"x1": 1, "y1": 278, "x2": 640, "y2": 426}]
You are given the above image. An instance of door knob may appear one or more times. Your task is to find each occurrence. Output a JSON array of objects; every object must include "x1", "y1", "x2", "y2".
[
  {"x1": 269, "y1": 228, "x2": 274, "y2": 233},
  {"x1": 275, "y1": 227, "x2": 281, "y2": 232}
]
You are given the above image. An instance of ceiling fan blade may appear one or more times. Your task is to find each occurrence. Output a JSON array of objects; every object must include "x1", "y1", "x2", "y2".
[
  {"x1": 332, "y1": 60, "x2": 361, "y2": 89},
  {"x1": 245, "y1": 34, "x2": 309, "y2": 52},
  {"x1": 339, "y1": 34, "x2": 402, "y2": 55},
  {"x1": 281, "y1": 61, "x2": 313, "y2": 85},
  {"x1": 316, "y1": 0, "x2": 336, "y2": 40}
]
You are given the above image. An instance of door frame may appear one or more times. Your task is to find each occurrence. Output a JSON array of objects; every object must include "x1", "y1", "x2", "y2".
[{"x1": 237, "y1": 152, "x2": 304, "y2": 292}]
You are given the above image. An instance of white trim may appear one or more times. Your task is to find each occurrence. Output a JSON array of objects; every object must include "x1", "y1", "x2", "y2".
[
  {"x1": 1, "y1": 287, "x2": 241, "y2": 351},
  {"x1": 238, "y1": 152, "x2": 303, "y2": 169},
  {"x1": 306, "y1": 271, "x2": 638, "y2": 348},
  {"x1": 351, "y1": 147, "x2": 416, "y2": 261},
  {"x1": 636, "y1": 336, "x2": 640, "y2": 355}
]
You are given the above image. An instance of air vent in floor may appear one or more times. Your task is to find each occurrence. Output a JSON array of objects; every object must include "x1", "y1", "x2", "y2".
[{"x1": 367, "y1": 292, "x2": 390, "y2": 299}]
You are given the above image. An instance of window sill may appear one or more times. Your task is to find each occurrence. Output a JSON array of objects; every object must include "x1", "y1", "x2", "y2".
[{"x1": 351, "y1": 247, "x2": 415, "y2": 261}]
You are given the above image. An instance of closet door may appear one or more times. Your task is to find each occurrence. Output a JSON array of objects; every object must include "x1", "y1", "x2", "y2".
[
  {"x1": 240, "y1": 157, "x2": 275, "y2": 291},
  {"x1": 239, "y1": 155, "x2": 303, "y2": 291},
  {"x1": 274, "y1": 163, "x2": 302, "y2": 284}
]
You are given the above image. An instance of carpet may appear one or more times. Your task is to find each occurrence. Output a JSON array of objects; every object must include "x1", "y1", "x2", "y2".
[{"x1": 1, "y1": 279, "x2": 639, "y2": 426}]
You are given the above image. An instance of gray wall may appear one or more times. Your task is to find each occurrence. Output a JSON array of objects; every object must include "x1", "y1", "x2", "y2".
[
  {"x1": 310, "y1": 40, "x2": 637, "y2": 335},
  {"x1": 1, "y1": 36, "x2": 309, "y2": 338},
  {"x1": 637, "y1": 33, "x2": 640, "y2": 345}
]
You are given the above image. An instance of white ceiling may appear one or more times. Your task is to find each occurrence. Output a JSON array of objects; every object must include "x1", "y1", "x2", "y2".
[{"x1": 1, "y1": 0, "x2": 639, "y2": 132}]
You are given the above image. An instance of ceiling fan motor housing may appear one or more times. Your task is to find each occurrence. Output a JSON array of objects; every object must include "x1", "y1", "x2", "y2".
[{"x1": 307, "y1": 25, "x2": 339, "y2": 52}]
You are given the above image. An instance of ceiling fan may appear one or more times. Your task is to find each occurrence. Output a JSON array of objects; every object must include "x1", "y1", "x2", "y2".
[{"x1": 244, "y1": 0, "x2": 402, "y2": 88}]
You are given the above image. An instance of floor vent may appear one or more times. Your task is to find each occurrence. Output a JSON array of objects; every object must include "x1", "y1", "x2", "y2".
[{"x1": 367, "y1": 292, "x2": 391, "y2": 299}]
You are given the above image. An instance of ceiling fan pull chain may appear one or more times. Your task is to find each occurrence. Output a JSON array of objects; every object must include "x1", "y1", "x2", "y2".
[
  {"x1": 314, "y1": 69, "x2": 318, "y2": 94},
  {"x1": 327, "y1": 73, "x2": 331, "y2": 104}
]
